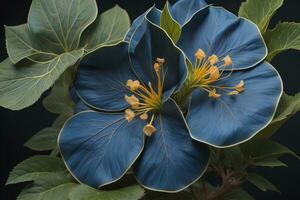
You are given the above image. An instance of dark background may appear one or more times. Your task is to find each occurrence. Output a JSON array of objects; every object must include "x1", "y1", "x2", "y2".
[{"x1": 0, "y1": 0, "x2": 299, "y2": 199}]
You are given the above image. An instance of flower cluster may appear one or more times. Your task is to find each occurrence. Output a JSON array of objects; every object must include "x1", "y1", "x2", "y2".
[{"x1": 58, "y1": 0, "x2": 282, "y2": 192}]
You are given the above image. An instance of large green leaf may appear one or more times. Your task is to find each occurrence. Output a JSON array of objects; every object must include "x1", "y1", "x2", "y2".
[
  {"x1": 265, "y1": 22, "x2": 300, "y2": 61},
  {"x1": 257, "y1": 92, "x2": 300, "y2": 138},
  {"x1": 246, "y1": 173, "x2": 279, "y2": 192},
  {"x1": 24, "y1": 128, "x2": 59, "y2": 151},
  {"x1": 17, "y1": 173, "x2": 77, "y2": 200},
  {"x1": 28, "y1": 0, "x2": 98, "y2": 53},
  {"x1": 43, "y1": 69, "x2": 75, "y2": 115},
  {"x1": 241, "y1": 139, "x2": 300, "y2": 161},
  {"x1": 69, "y1": 185, "x2": 145, "y2": 200},
  {"x1": 238, "y1": 0, "x2": 284, "y2": 33},
  {"x1": 0, "y1": 50, "x2": 83, "y2": 110},
  {"x1": 81, "y1": 5, "x2": 130, "y2": 52},
  {"x1": 6, "y1": 156, "x2": 66, "y2": 185},
  {"x1": 160, "y1": 2, "x2": 181, "y2": 43}
]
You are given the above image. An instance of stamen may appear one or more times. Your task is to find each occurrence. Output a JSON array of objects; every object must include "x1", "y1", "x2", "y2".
[
  {"x1": 156, "y1": 58, "x2": 165, "y2": 65},
  {"x1": 154, "y1": 62, "x2": 161, "y2": 73},
  {"x1": 209, "y1": 88, "x2": 221, "y2": 99},
  {"x1": 228, "y1": 91, "x2": 239, "y2": 96},
  {"x1": 208, "y1": 66, "x2": 221, "y2": 81},
  {"x1": 208, "y1": 55, "x2": 218, "y2": 65},
  {"x1": 125, "y1": 95, "x2": 139, "y2": 109},
  {"x1": 223, "y1": 55, "x2": 232, "y2": 67},
  {"x1": 235, "y1": 80, "x2": 245, "y2": 92},
  {"x1": 195, "y1": 49, "x2": 206, "y2": 60},
  {"x1": 125, "y1": 109, "x2": 135, "y2": 122},
  {"x1": 140, "y1": 113, "x2": 148, "y2": 120},
  {"x1": 143, "y1": 124, "x2": 156, "y2": 136},
  {"x1": 127, "y1": 79, "x2": 140, "y2": 91}
]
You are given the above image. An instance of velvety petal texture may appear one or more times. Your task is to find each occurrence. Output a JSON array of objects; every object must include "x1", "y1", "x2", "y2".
[
  {"x1": 129, "y1": 10, "x2": 187, "y2": 98},
  {"x1": 58, "y1": 111, "x2": 145, "y2": 188},
  {"x1": 178, "y1": 6, "x2": 267, "y2": 70},
  {"x1": 133, "y1": 100, "x2": 210, "y2": 192},
  {"x1": 74, "y1": 42, "x2": 137, "y2": 111},
  {"x1": 125, "y1": 7, "x2": 161, "y2": 42},
  {"x1": 170, "y1": 0, "x2": 207, "y2": 26},
  {"x1": 187, "y1": 62, "x2": 283, "y2": 147}
]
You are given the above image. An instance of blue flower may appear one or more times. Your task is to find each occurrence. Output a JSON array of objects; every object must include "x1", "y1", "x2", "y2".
[
  {"x1": 59, "y1": 7, "x2": 210, "y2": 192},
  {"x1": 58, "y1": 0, "x2": 283, "y2": 193}
]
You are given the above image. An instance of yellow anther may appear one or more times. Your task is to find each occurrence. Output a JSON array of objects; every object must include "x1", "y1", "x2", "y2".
[
  {"x1": 208, "y1": 54, "x2": 219, "y2": 65},
  {"x1": 127, "y1": 79, "x2": 140, "y2": 91},
  {"x1": 125, "y1": 109, "x2": 135, "y2": 122},
  {"x1": 154, "y1": 62, "x2": 161, "y2": 72},
  {"x1": 235, "y1": 80, "x2": 245, "y2": 92},
  {"x1": 156, "y1": 58, "x2": 165, "y2": 65},
  {"x1": 125, "y1": 95, "x2": 139, "y2": 109},
  {"x1": 143, "y1": 124, "x2": 156, "y2": 136},
  {"x1": 208, "y1": 66, "x2": 221, "y2": 81},
  {"x1": 195, "y1": 49, "x2": 206, "y2": 60},
  {"x1": 223, "y1": 55, "x2": 232, "y2": 66},
  {"x1": 140, "y1": 113, "x2": 148, "y2": 120},
  {"x1": 209, "y1": 88, "x2": 221, "y2": 99},
  {"x1": 228, "y1": 91, "x2": 239, "y2": 96}
]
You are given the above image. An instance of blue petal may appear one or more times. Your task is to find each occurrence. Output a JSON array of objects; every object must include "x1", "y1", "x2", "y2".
[
  {"x1": 125, "y1": 7, "x2": 161, "y2": 42},
  {"x1": 170, "y1": 0, "x2": 207, "y2": 26},
  {"x1": 129, "y1": 11, "x2": 187, "y2": 98},
  {"x1": 133, "y1": 100, "x2": 209, "y2": 192},
  {"x1": 178, "y1": 6, "x2": 267, "y2": 70},
  {"x1": 187, "y1": 62, "x2": 283, "y2": 147},
  {"x1": 74, "y1": 42, "x2": 137, "y2": 111},
  {"x1": 58, "y1": 111, "x2": 145, "y2": 188}
]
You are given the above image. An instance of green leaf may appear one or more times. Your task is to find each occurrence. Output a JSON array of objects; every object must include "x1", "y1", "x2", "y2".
[
  {"x1": 52, "y1": 114, "x2": 72, "y2": 129},
  {"x1": 254, "y1": 158, "x2": 288, "y2": 168},
  {"x1": 5, "y1": 24, "x2": 57, "y2": 64},
  {"x1": 28, "y1": 0, "x2": 98, "y2": 53},
  {"x1": 246, "y1": 173, "x2": 279, "y2": 192},
  {"x1": 81, "y1": 5, "x2": 130, "y2": 52},
  {"x1": 223, "y1": 188, "x2": 255, "y2": 200},
  {"x1": 43, "y1": 68, "x2": 75, "y2": 115},
  {"x1": 160, "y1": 2, "x2": 181, "y2": 43},
  {"x1": 69, "y1": 184, "x2": 145, "y2": 200},
  {"x1": 24, "y1": 128, "x2": 59, "y2": 151},
  {"x1": 238, "y1": 0, "x2": 284, "y2": 33},
  {"x1": 6, "y1": 156, "x2": 66, "y2": 185},
  {"x1": 17, "y1": 173, "x2": 77, "y2": 200},
  {"x1": 241, "y1": 139, "x2": 300, "y2": 160},
  {"x1": 0, "y1": 49, "x2": 83, "y2": 110},
  {"x1": 257, "y1": 92, "x2": 300, "y2": 138},
  {"x1": 265, "y1": 22, "x2": 300, "y2": 61}
]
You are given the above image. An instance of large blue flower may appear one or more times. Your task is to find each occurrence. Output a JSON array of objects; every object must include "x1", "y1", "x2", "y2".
[
  {"x1": 58, "y1": 7, "x2": 210, "y2": 192},
  {"x1": 58, "y1": 0, "x2": 283, "y2": 193}
]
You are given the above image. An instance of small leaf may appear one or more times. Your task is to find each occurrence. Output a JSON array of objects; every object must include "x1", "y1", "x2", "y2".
[
  {"x1": 17, "y1": 173, "x2": 77, "y2": 200},
  {"x1": 254, "y1": 158, "x2": 288, "y2": 168},
  {"x1": 257, "y1": 92, "x2": 300, "y2": 138},
  {"x1": 223, "y1": 188, "x2": 255, "y2": 200},
  {"x1": 69, "y1": 184, "x2": 145, "y2": 200},
  {"x1": 0, "y1": 50, "x2": 83, "y2": 110},
  {"x1": 238, "y1": 0, "x2": 284, "y2": 33},
  {"x1": 241, "y1": 139, "x2": 300, "y2": 160},
  {"x1": 43, "y1": 68, "x2": 75, "y2": 115},
  {"x1": 246, "y1": 173, "x2": 279, "y2": 192},
  {"x1": 160, "y1": 2, "x2": 181, "y2": 43},
  {"x1": 52, "y1": 114, "x2": 71, "y2": 129},
  {"x1": 265, "y1": 22, "x2": 300, "y2": 61},
  {"x1": 81, "y1": 5, "x2": 131, "y2": 52},
  {"x1": 6, "y1": 156, "x2": 66, "y2": 185},
  {"x1": 24, "y1": 128, "x2": 59, "y2": 151}
]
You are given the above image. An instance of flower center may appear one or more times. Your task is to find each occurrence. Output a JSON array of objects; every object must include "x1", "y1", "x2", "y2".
[
  {"x1": 124, "y1": 58, "x2": 165, "y2": 136},
  {"x1": 188, "y1": 49, "x2": 245, "y2": 99}
]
